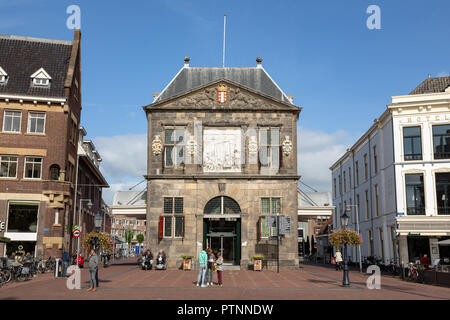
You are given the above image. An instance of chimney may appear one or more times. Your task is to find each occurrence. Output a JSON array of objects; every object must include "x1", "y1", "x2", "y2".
[
  {"x1": 152, "y1": 92, "x2": 159, "y2": 101},
  {"x1": 184, "y1": 56, "x2": 190, "y2": 67},
  {"x1": 256, "y1": 57, "x2": 263, "y2": 68}
]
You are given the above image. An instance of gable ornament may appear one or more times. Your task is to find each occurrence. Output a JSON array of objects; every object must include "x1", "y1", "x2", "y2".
[
  {"x1": 152, "y1": 135, "x2": 162, "y2": 156},
  {"x1": 282, "y1": 136, "x2": 293, "y2": 156}
]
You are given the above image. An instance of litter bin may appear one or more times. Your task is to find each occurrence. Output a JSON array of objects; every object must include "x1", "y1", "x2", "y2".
[{"x1": 55, "y1": 258, "x2": 62, "y2": 278}]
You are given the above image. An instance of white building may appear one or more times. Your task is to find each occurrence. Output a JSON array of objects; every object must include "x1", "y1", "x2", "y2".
[{"x1": 330, "y1": 76, "x2": 450, "y2": 266}]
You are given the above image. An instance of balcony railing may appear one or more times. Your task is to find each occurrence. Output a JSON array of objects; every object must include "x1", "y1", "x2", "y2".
[{"x1": 437, "y1": 207, "x2": 450, "y2": 215}]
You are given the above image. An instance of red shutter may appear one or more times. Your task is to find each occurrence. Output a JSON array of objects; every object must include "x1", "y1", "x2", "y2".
[
  {"x1": 279, "y1": 146, "x2": 283, "y2": 168},
  {"x1": 159, "y1": 216, "x2": 164, "y2": 239},
  {"x1": 257, "y1": 216, "x2": 261, "y2": 241},
  {"x1": 182, "y1": 216, "x2": 185, "y2": 239}
]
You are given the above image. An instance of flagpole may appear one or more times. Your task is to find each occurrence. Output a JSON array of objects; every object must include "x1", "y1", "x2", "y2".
[{"x1": 222, "y1": 14, "x2": 226, "y2": 68}]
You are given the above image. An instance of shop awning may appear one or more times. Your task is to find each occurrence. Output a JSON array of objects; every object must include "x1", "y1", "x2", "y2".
[
  {"x1": 0, "y1": 236, "x2": 11, "y2": 243},
  {"x1": 438, "y1": 239, "x2": 450, "y2": 246}
]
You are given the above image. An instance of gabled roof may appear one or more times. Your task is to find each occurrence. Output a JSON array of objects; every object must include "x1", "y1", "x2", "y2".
[
  {"x1": 154, "y1": 65, "x2": 294, "y2": 105},
  {"x1": 409, "y1": 76, "x2": 450, "y2": 95},
  {"x1": 30, "y1": 67, "x2": 52, "y2": 79},
  {"x1": 0, "y1": 34, "x2": 73, "y2": 98}
]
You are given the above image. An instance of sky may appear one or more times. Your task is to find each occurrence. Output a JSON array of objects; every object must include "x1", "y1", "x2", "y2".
[{"x1": 1, "y1": 0, "x2": 449, "y2": 203}]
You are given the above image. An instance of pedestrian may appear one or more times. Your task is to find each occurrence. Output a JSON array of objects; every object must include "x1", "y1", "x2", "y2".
[
  {"x1": 206, "y1": 248, "x2": 216, "y2": 286},
  {"x1": 334, "y1": 250, "x2": 343, "y2": 271},
  {"x1": 196, "y1": 248, "x2": 207, "y2": 287},
  {"x1": 420, "y1": 254, "x2": 430, "y2": 269},
  {"x1": 61, "y1": 250, "x2": 70, "y2": 278},
  {"x1": 87, "y1": 249, "x2": 98, "y2": 292},
  {"x1": 216, "y1": 252, "x2": 223, "y2": 286}
]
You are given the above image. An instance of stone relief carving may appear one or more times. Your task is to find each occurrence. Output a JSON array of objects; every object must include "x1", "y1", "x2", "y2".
[
  {"x1": 203, "y1": 129, "x2": 242, "y2": 172},
  {"x1": 248, "y1": 135, "x2": 258, "y2": 155},
  {"x1": 152, "y1": 135, "x2": 162, "y2": 156},
  {"x1": 171, "y1": 86, "x2": 274, "y2": 109},
  {"x1": 282, "y1": 136, "x2": 293, "y2": 156},
  {"x1": 186, "y1": 136, "x2": 196, "y2": 156}
]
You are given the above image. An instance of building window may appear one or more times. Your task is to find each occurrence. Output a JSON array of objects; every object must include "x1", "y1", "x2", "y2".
[
  {"x1": 33, "y1": 78, "x2": 49, "y2": 86},
  {"x1": 373, "y1": 146, "x2": 378, "y2": 174},
  {"x1": 365, "y1": 190, "x2": 369, "y2": 220},
  {"x1": 343, "y1": 172, "x2": 347, "y2": 193},
  {"x1": 403, "y1": 126, "x2": 422, "y2": 161},
  {"x1": 164, "y1": 129, "x2": 185, "y2": 167},
  {"x1": 349, "y1": 198, "x2": 353, "y2": 223},
  {"x1": 436, "y1": 172, "x2": 450, "y2": 215},
  {"x1": 348, "y1": 168, "x2": 352, "y2": 189},
  {"x1": 260, "y1": 197, "x2": 281, "y2": 238},
  {"x1": 405, "y1": 173, "x2": 425, "y2": 215},
  {"x1": 24, "y1": 157, "x2": 42, "y2": 179},
  {"x1": 368, "y1": 229, "x2": 373, "y2": 256},
  {"x1": 338, "y1": 175, "x2": 342, "y2": 195},
  {"x1": 0, "y1": 155, "x2": 18, "y2": 178},
  {"x1": 363, "y1": 154, "x2": 368, "y2": 181},
  {"x1": 355, "y1": 161, "x2": 359, "y2": 185},
  {"x1": 259, "y1": 128, "x2": 280, "y2": 168},
  {"x1": 356, "y1": 194, "x2": 360, "y2": 222},
  {"x1": 161, "y1": 197, "x2": 184, "y2": 238},
  {"x1": 379, "y1": 228, "x2": 384, "y2": 261},
  {"x1": 7, "y1": 202, "x2": 38, "y2": 233},
  {"x1": 374, "y1": 184, "x2": 379, "y2": 217},
  {"x1": 3, "y1": 110, "x2": 21, "y2": 133},
  {"x1": 433, "y1": 124, "x2": 450, "y2": 159},
  {"x1": 333, "y1": 178, "x2": 336, "y2": 198},
  {"x1": 27, "y1": 112, "x2": 46, "y2": 134},
  {"x1": 0, "y1": 67, "x2": 7, "y2": 83},
  {"x1": 30, "y1": 68, "x2": 51, "y2": 87}
]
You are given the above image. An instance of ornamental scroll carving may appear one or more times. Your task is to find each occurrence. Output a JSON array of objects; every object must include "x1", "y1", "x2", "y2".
[
  {"x1": 282, "y1": 136, "x2": 293, "y2": 156},
  {"x1": 152, "y1": 135, "x2": 162, "y2": 156}
]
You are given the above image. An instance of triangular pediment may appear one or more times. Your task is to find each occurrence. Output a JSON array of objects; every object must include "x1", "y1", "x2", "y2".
[
  {"x1": 30, "y1": 67, "x2": 51, "y2": 79},
  {"x1": 145, "y1": 79, "x2": 300, "y2": 112}
]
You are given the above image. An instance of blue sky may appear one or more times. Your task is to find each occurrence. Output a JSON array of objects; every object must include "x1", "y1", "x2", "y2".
[{"x1": 1, "y1": 0, "x2": 449, "y2": 202}]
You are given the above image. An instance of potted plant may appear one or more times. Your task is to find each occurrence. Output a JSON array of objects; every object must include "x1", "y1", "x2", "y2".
[
  {"x1": 328, "y1": 229, "x2": 363, "y2": 248},
  {"x1": 181, "y1": 254, "x2": 194, "y2": 270},
  {"x1": 251, "y1": 254, "x2": 265, "y2": 271}
]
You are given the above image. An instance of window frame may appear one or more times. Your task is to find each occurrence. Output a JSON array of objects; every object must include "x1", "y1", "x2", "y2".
[
  {"x1": 27, "y1": 112, "x2": 46, "y2": 134},
  {"x1": 23, "y1": 156, "x2": 43, "y2": 180},
  {"x1": 2, "y1": 110, "x2": 22, "y2": 133},
  {"x1": 402, "y1": 126, "x2": 423, "y2": 161},
  {"x1": 259, "y1": 127, "x2": 280, "y2": 169},
  {"x1": 259, "y1": 197, "x2": 281, "y2": 239},
  {"x1": 162, "y1": 197, "x2": 184, "y2": 238},
  {"x1": 432, "y1": 124, "x2": 450, "y2": 160},
  {"x1": 0, "y1": 155, "x2": 18, "y2": 179},
  {"x1": 404, "y1": 173, "x2": 426, "y2": 216},
  {"x1": 164, "y1": 128, "x2": 185, "y2": 168},
  {"x1": 435, "y1": 172, "x2": 450, "y2": 215}
]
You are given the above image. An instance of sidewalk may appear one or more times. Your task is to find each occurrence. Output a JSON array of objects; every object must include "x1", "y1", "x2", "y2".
[{"x1": 1, "y1": 259, "x2": 450, "y2": 300}]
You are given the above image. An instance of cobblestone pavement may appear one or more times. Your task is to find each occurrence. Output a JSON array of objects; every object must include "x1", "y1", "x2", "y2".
[{"x1": 1, "y1": 259, "x2": 450, "y2": 300}]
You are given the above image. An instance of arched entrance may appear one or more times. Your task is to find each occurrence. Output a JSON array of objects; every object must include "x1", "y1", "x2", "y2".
[{"x1": 203, "y1": 196, "x2": 241, "y2": 265}]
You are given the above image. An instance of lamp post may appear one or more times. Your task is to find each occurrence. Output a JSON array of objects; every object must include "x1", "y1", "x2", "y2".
[
  {"x1": 341, "y1": 211, "x2": 350, "y2": 287},
  {"x1": 77, "y1": 199, "x2": 92, "y2": 267},
  {"x1": 346, "y1": 205, "x2": 363, "y2": 273}
]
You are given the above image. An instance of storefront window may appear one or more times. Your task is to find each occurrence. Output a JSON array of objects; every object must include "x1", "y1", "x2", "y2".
[
  {"x1": 436, "y1": 172, "x2": 450, "y2": 215},
  {"x1": 405, "y1": 174, "x2": 425, "y2": 215},
  {"x1": 7, "y1": 202, "x2": 38, "y2": 233}
]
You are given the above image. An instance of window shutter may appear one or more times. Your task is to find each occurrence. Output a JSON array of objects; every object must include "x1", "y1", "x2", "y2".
[
  {"x1": 182, "y1": 216, "x2": 185, "y2": 239},
  {"x1": 159, "y1": 216, "x2": 164, "y2": 239},
  {"x1": 279, "y1": 145, "x2": 283, "y2": 168},
  {"x1": 257, "y1": 216, "x2": 262, "y2": 241}
]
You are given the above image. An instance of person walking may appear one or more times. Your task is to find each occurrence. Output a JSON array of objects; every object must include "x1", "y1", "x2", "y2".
[
  {"x1": 87, "y1": 249, "x2": 98, "y2": 292},
  {"x1": 334, "y1": 250, "x2": 343, "y2": 271},
  {"x1": 196, "y1": 248, "x2": 208, "y2": 287},
  {"x1": 206, "y1": 248, "x2": 216, "y2": 286},
  {"x1": 61, "y1": 250, "x2": 70, "y2": 278},
  {"x1": 216, "y1": 252, "x2": 223, "y2": 286}
]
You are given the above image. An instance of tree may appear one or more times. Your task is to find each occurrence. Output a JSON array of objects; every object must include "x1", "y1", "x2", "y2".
[
  {"x1": 125, "y1": 230, "x2": 134, "y2": 254},
  {"x1": 136, "y1": 233, "x2": 144, "y2": 255}
]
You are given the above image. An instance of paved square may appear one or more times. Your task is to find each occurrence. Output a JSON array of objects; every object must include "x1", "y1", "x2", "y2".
[{"x1": 1, "y1": 259, "x2": 450, "y2": 300}]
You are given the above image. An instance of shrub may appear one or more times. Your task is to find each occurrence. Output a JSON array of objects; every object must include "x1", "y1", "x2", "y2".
[{"x1": 329, "y1": 228, "x2": 363, "y2": 248}]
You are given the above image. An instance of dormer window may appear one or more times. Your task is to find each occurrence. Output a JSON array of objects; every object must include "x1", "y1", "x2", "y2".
[
  {"x1": 0, "y1": 66, "x2": 7, "y2": 84},
  {"x1": 30, "y1": 67, "x2": 51, "y2": 87}
]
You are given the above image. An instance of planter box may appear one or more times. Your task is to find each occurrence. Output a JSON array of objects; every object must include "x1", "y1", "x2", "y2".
[
  {"x1": 253, "y1": 258, "x2": 263, "y2": 271},
  {"x1": 183, "y1": 258, "x2": 192, "y2": 271}
]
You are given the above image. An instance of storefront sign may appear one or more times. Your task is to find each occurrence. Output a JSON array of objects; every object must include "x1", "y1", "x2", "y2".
[
  {"x1": 0, "y1": 221, "x2": 5, "y2": 232},
  {"x1": 43, "y1": 228, "x2": 50, "y2": 232},
  {"x1": 396, "y1": 212, "x2": 405, "y2": 216},
  {"x1": 408, "y1": 232, "x2": 421, "y2": 236}
]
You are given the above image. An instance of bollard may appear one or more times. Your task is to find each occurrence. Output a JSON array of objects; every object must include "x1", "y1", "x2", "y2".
[{"x1": 55, "y1": 258, "x2": 61, "y2": 278}]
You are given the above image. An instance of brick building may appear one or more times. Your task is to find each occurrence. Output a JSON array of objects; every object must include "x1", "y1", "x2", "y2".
[
  {"x1": 144, "y1": 57, "x2": 301, "y2": 269},
  {"x1": 0, "y1": 30, "x2": 109, "y2": 258}
]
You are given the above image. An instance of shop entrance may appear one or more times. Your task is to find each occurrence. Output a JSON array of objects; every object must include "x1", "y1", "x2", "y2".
[
  {"x1": 203, "y1": 196, "x2": 242, "y2": 265},
  {"x1": 407, "y1": 236, "x2": 430, "y2": 263}
]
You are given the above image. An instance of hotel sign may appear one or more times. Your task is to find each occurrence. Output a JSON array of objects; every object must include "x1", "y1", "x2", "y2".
[{"x1": 0, "y1": 220, "x2": 5, "y2": 232}]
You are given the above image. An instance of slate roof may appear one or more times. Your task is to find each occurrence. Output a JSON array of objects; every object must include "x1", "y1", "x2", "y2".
[
  {"x1": 409, "y1": 76, "x2": 450, "y2": 95},
  {"x1": 0, "y1": 35, "x2": 73, "y2": 98},
  {"x1": 112, "y1": 190, "x2": 147, "y2": 206},
  {"x1": 155, "y1": 66, "x2": 293, "y2": 104}
]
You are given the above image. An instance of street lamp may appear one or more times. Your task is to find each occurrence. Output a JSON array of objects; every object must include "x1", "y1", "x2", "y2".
[
  {"x1": 94, "y1": 213, "x2": 102, "y2": 230},
  {"x1": 346, "y1": 205, "x2": 362, "y2": 273},
  {"x1": 76, "y1": 199, "x2": 92, "y2": 267},
  {"x1": 340, "y1": 211, "x2": 350, "y2": 287}
]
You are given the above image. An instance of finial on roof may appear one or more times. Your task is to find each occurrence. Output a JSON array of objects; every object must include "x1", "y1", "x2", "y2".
[
  {"x1": 428, "y1": 74, "x2": 431, "y2": 78},
  {"x1": 184, "y1": 56, "x2": 190, "y2": 66},
  {"x1": 256, "y1": 57, "x2": 263, "y2": 67}
]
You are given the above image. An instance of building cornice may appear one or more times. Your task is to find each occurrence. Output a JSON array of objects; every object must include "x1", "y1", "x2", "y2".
[
  {"x1": 145, "y1": 174, "x2": 300, "y2": 180},
  {"x1": 0, "y1": 93, "x2": 66, "y2": 104}
]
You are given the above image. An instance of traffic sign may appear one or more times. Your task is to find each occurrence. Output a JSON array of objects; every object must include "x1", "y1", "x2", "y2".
[
  {"x1": 73, "y1": 229, "x2": 81, "y2": 238},
  {"x1": 279, "y1": 216, "x2": 291, "y2": 235}
]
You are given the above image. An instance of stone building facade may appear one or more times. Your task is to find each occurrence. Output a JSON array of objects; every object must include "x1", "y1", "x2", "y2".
[{"x1": 143, "y1": 57, "x2": 301, "y2": 269}]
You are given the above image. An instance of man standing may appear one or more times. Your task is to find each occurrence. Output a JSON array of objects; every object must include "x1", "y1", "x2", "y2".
[
  {"x1": 87, "y1": 249, "x2": 98, "y2": 292},
  {"x1": 196, "y1": 248, "x2": 208, "y2": 287},
  {"x1": 61, "y1": 250, "x2": 70, "y2": 278}
]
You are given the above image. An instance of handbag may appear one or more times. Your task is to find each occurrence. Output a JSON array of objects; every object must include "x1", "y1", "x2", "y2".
[{"x1": 213, "y1": 264, "x2": 217, "y2": 272}]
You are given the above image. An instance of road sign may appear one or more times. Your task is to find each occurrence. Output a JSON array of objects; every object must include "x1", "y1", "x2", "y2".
[
  {"x1": 265, "y1": 216, "x2": 276, "y2": 228},
  {"x1": 279, "y1": 216, "x2": 291, "y2": 235},
  {"x1": 73, "y1": 229, "x2": 81, "y2": 238}
]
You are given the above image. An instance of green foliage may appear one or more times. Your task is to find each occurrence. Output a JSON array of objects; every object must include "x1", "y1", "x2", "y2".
[
  {"x1": 125, "y1": 230, "x2": 133, "y2": 245},
  {"x1": 329, "y1": 228, "x2": 363, "y2": 248},
  {"x1": 181, "y1": 254, "x2": 194, "y2": 259},
  {"x1": 136, "y1": 233, "x2": 144, "y2": 244},
  {"x1": 82, "y1": 232, "x2": 113, "y2": 252},
  {"x1": 250, "y1": 254, "x2": 265, "y2": 260}
]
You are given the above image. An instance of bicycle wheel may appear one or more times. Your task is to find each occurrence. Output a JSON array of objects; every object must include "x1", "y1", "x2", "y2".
[{"x1": 4, "y1": 269, "x2": 12, "y2": 283}]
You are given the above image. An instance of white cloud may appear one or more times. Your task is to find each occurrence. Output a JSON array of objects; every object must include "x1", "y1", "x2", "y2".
[
  {"x1": 297, "y1": 127, "x2": 355, "y2": 193},
  {"x1": 437, "y1": 71, "x2": 449, "y2": 77}
]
